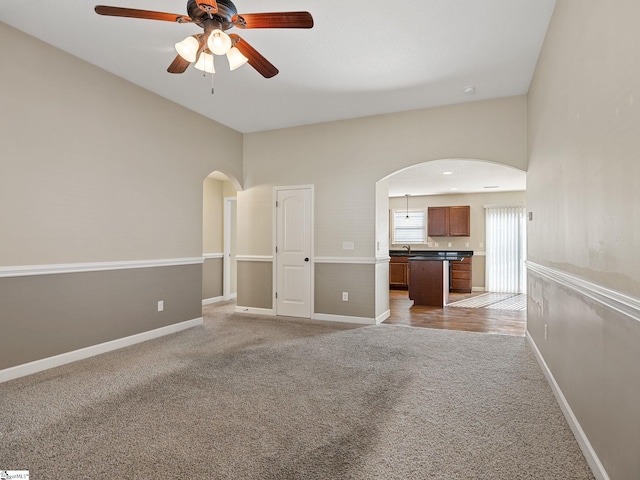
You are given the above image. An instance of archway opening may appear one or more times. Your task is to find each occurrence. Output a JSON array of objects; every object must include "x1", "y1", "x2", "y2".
[
  {"x1": 202, "y1": 171, "x2": 240, "y2": 307},
  {"x1": 376, "y1": 158, "x2": 527, "y2": 336}
]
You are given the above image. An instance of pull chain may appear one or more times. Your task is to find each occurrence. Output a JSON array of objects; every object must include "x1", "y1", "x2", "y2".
[{"x1": 211, "y1": 71, "x2": 215, "y2": 95}]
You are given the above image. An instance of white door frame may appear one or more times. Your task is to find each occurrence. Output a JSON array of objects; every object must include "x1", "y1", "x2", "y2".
[
  {"x1": 223, "y1": 197, "x2": 237, "y2": 300},
  {"x1": 273, "y1": 185, "x2": 314, "y2": 317}
]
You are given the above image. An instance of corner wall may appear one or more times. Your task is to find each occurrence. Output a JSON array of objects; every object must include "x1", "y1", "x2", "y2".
[{"x1": 527, "y1": 2, "x2": 640, "y2": 478}]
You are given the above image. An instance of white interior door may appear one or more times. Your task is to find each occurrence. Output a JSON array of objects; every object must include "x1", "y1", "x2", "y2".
[{"x1": 275, "y1": 187, "x2": 312, "y2": 317}]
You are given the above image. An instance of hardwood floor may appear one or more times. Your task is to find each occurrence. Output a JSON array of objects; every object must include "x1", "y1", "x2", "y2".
[{"x1": 384, "y1": 289, "x2": 527, "y2": 337}]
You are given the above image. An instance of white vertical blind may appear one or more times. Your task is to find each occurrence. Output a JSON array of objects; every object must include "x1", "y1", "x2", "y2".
[{"x1": 485, "y1": 205, "x2": 527, "y2": 293}]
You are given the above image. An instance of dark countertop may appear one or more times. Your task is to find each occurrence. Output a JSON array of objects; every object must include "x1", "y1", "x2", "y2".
[
  {"x1": 389, "y1": 250, "x2": 473, "y2": 258},
  {"x1": 408, "y1": 256, "x2": 467, "y2": 262}
]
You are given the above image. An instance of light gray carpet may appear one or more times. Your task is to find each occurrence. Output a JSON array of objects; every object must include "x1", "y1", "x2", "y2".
[{"x1": 1, "y1": 303, "x2": 593, "y2": 479}]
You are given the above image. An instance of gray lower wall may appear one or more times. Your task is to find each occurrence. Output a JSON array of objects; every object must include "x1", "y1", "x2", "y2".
[
  {"x1": 315, "y1": 263, "x2": 375, "y2": 318},
  {"x1": 527, "y1": 269, "x2": 640, "y2": 479},
  {"x1": 236, "y1": 261, "x2": 272, "y2": 309},
  {"x1": 202, "y1": 258, "x2": 223, "y2": 300},
  {"x1": 0, "y1": 264, "x2": 202, "y2": 370}
]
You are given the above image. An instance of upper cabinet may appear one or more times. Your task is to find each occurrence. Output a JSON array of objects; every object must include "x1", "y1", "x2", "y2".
[{"x1": 427, "y1": 206, "x2": 470, "y2": 236}]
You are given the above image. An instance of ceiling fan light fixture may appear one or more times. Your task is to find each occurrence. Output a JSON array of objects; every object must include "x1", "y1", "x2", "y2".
[
  {"x1": 194, "y1": 52, "x2": 215, "y2": 73},
  {"x1": 175, "y1": 36, "x2": 200, "y2": 63},
  {"x1": 227, "y1": 47, "x2": 248, "y2": 71},
  {"x1": 207, "y1": 29, "x2": 232, "y2": 55}
]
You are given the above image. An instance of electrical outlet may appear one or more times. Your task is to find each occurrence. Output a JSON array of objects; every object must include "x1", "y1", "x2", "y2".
[
  {"x1": 465, "y1": 242, "x2": 470, "y2": 248},
  {"x1": 448, "y1": 242, "x2": 452, "y2": 247},
  {"x1": 158, "y1": 300, "x2": 164, "y2": 312},
  {"x1": 434, "y1": 242, "x2": 439, "y2": 247},
  {"x1": 342, "y1": 241, "x2": 354, "y2": 250},
  {"x1": 342, "y1": 292, "x2": 349, "y2": 301},
  {"x1": 427, "y1": 242, "x2": 433, "y2": 247}
]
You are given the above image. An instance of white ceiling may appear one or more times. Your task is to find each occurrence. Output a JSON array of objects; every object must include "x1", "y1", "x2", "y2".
[
  {"x1": 0, "y1": 0, "x2": 556, "y2": 134},
  {"x1": 387, "y1": 159, "x2": 526, "y2": 197}
]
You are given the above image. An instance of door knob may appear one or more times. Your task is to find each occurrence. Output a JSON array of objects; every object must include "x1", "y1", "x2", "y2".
[{"x1": 304, "y1": 257, "x2": 309, "y2": 262}]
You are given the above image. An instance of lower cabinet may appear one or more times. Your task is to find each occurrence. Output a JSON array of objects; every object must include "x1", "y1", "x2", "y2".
[
  {"x1": 390, "y1": 256, "x2": 410, "y2": 289},
  {"x1": 450, "y1": 257, "x2": 472, "y2": 293}
]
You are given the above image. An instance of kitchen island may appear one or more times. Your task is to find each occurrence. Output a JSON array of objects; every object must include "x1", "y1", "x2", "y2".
[{"x1": 408, "y1": 254, "x2": 469, "y2": 307}]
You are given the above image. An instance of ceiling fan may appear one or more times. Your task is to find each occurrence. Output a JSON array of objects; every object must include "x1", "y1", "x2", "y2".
[{"x1": 94, "y1": 0, "x2": 314, "y2": 78}]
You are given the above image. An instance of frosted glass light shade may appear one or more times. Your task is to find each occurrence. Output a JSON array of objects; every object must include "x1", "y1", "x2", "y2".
[
  {"x1": 175, "y1": 36, "x2": 199, "y2": 62},
  {"x1": 207, "y1": 29, "x2": 232, "y2": 55},
  {"x1": 194, "y1": 52, "x2": 215, "y2": 73},
  {"x1": 226, "y1": 47, "x2": 248, "y2": 71}
]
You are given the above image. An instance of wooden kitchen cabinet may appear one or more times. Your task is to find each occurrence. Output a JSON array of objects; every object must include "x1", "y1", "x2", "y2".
[
  {"x1": 389, "y1": 256, "x2": 410, "y2": 289},
  {"x1": 450, "y1": 256, "x2": 472, "y2": 293},
  {"x1": 427, "y1": 206, "x2": 470, "y2": 236}
]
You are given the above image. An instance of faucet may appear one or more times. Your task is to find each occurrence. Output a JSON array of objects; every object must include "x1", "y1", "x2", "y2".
[{"x1": 402, "y1": 245, "x2": 411, "y2": 254}]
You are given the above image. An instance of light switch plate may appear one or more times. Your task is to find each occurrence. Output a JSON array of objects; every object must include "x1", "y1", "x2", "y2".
[{"x1": 342, "y1": 241, "x2": 354, "y2": 250}]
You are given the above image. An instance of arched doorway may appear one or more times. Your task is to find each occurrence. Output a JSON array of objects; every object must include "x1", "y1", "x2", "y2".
[
  {"x1": 202, "y1": 171, "x2": 241, "y2": 306},
  {"x1": 377, "y1": 158, "x2": 527, "y2": 335}
]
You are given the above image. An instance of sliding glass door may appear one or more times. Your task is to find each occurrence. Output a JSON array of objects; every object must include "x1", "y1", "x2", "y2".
[{"x1": 485, "y1": 205, "x2": 527, "y2": 293}]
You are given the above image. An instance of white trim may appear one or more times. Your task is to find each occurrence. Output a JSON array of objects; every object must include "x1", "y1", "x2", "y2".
[
  {"x1": 235, "y1": 306, "x2": 275, "y2": 316},
  {"x1": 376, "y1": 309, "x2": 391, "y2": 324},
  {"x1": 236, "y1": 255, "x2": 273, "y2": 262},
  {"x1": 0, "y1": 257, "x2": 204, "y2": 278},
  {"x1": 474, "y1": 251, "x2": 486, "y2": 256},
  {"x1": 203, "y1": 253, "x2": 224, "y2": 259},
  {"x1": 312, "y1": 313, "x2": 377, "y2": 325},
  {"x1": 202, "y1": 295, "x2": 225, "y2": 305},
  {"x1": 472, "y1": 286, "x2": 486, "y2": 292},
  {"x1": 526, "y1": 261, "x2": 640, "y2": 323},
  {"x1": 526, "y1": 332, "x2": 609, "y2": 480},
  {"x1": 0, "y1": 317, "x2": 203, "y2": 384},
  {"x1": 314, "y1": 256, "x2": 379, "y2": 264},
  {"x1": 226, "y1": 293, "x2": 237, "y2": 301}
]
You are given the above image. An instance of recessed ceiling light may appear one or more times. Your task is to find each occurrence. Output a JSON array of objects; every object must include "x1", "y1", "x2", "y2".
[
  {"x1": 484, "y1": 186, "x2": 499, "y2": 189},
  {"x1": 463, "y1": 85, "x2": 476, "y2": 94},
  {"x1": 443, "y1": 171, "x2": 453, "y2": 175},
  {"x1": 451, "y1": 188, "x2": 458, "y2": 191}
]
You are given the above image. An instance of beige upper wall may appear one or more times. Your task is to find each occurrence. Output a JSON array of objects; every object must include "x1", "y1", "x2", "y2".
[
  {"x1": 527, "y1": 1, "x2": 640, "y2": 295},
  {"x1": 242, "y1": 95, "x2": 527, "y2": 257},
  {"x1": 0, "y1": 22, "x2": 243, "y2": 266}
]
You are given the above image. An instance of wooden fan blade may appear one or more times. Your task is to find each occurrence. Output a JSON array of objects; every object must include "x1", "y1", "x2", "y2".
[
  {"x1": 167, "y1": 54, "x2": 191, "y2": 74},
  {"x1": 94, "y1": 6, "x2": 192, "y2": 23},
  {"x1": 229, "y1": 34, "x2": 278, "y2": 78},
  {"x1": 232, "y1": 12, "x2": 313, "y2": 29}
]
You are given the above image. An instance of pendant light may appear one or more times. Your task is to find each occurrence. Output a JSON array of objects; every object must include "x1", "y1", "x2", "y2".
[{"x1": 405, "y1": 194, "x2": 411, "y2": 222}]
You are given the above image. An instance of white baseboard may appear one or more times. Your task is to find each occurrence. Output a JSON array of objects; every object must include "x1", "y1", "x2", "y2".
[
  {"x1": 312, "y1": 313, "x2": 377, "y2": 325},
  {"x1": 0, "y1": 317, "x2": 203, "y2": 384},
  {"x1": 202, "y1": 296, "x2": 225, "y2": 305},
  {"x1": 526, "y1": 332, "x2": 609, "y2": 480},
  {"x1": 472, "y1": 287, "x2": 486, "y2": 292},
  {"x1": 376, "y1": 309, "x2": 391, "y2": 324},
  {"x1": 234, "y1": 306, "x2": 275, "y2": 316}
]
